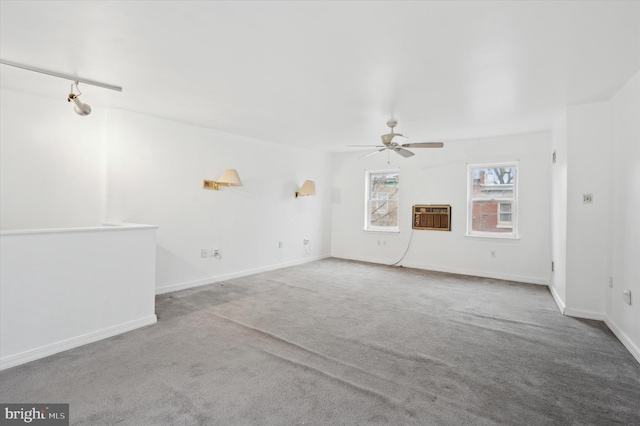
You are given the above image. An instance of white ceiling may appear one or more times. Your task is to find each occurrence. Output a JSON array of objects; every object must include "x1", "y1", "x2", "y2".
[{"x1": 1, "y1": 1, "x2": 638, "y2": 152}]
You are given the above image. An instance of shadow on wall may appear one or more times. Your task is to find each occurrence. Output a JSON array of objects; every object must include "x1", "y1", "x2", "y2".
[{"x1": 155, "y1": 245, "x2": 207, "y2": 291}]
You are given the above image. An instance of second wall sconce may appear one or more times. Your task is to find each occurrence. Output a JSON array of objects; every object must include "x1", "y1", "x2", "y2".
[
  {"x1": 296, "y1": 180, "x2": 316, "y2": 198},
  {"x1": 203, "y1": 169, "x2": 243, "y2": 190}
]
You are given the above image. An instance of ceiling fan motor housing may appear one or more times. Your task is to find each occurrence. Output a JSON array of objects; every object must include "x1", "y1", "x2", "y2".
[{"x1": 381, "y1": 133, "x2": 394, "y2": 145}]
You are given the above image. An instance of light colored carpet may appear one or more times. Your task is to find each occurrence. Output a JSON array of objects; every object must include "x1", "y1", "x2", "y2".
[{"x1": 1, "y1": 258, "x2": 639, "y2": 425}]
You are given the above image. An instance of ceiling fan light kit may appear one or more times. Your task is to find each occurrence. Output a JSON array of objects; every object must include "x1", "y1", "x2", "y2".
[{"x1": 349, "y1": 119, "x2": 444, "y2": 159}]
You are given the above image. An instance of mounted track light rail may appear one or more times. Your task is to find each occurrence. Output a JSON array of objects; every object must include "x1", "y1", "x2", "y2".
[{"x1": 0, "y1": 59, "x2": 123, "y2": 92}]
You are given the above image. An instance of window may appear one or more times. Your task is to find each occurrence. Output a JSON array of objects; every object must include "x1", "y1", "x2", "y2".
[
  {"x1": 365, "y1": 170, "x2": 399, "y2": 231},
  {"x1": 467, "y1": 163, "x2": 517, "y2": 238},
  {"x1": 497, "y1": 203, "x2": 513, "y2": 227}
]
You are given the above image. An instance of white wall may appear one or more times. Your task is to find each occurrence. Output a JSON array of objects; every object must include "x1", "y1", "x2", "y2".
[
  {"x1": 549, "y1": 71, "x2": 639, "y2": 363},
  {"x1": 0, "y1": 88, "x2": 333, "y2": 294},
  {"x1": 0, "y1": 89, "x2": 107, "y2": 230},
  {"x1": 105, "y1": 109, "x2": 332, "y2": 293},
  {"x1": 564, "y1": 102, "x2": 611, "y2": 318},
  {"x1": 606, "y1": 71, "x2": 640, "y2": 361},
  {"x1": 550, "y1": 110, "x2": 567, "y2": 309},
  {"x1": 1, "y1": 225, "x2": 157, "y2": 370},
  {"x1": 331, "y1": 132, "x2": 551, "y2": 285}
]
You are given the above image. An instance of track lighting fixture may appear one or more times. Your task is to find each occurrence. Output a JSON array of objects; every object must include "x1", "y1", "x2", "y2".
[
  {"x1": 67, "y1": 82, "x2": 91, "y2": 116},
  {"x1": 0, "y1": 58, "x2": 122, "y2": 116}
]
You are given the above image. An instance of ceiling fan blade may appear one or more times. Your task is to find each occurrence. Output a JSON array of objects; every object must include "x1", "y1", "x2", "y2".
[
  {"x1": 394, "y1": 148, "x2": 415, "y2": 158},
  {"x1": 390, "y1": 134, "x2": 408, "y2": 143},
  {"x1": 401, "y1": 142, "x2": 444, "y2": 148},
  {"x1": 347, "y1": 145, "x2": 386, "y2": 147},
  {"x1": 359, "y1": 148, "x2": 386, "y2": 159}
]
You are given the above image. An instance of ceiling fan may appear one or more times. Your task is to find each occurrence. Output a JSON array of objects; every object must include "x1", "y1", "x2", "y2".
[{"x1": 349, "y1": 119, "x2": 444, "y2": 158}]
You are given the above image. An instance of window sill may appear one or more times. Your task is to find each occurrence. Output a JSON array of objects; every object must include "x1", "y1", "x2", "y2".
[
  {"x1": 363, "y1": 228, "x2": 400, "y2": 234},
  {"x1": 465, "y1": 233, "x2": 520, "y2": 240}
]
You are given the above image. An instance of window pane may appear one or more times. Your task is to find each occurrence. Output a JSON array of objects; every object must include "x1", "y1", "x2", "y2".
[
  {"x1": 375, "y1": 193, "x2": 389, "y2": 213},
  {"x1": 370, "y1": 200, "x2": 398, "y2": 227},
  {"x1": 498, "y1": 203, "x2": 513, "y2": 225},
  {"x1": 471, "y1": 167, "x2": 514, "y2": 200},
  {"x1": 370, "y1": 173, "x2": 399, "y2": 200},
  {"x1": 471, "y1": 201, "x2": 512, "y2": 233}
]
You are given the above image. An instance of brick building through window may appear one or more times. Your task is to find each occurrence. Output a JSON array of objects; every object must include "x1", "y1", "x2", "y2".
[{"x1": 468, "y1": 164, "x2": 517, "y2": 237}]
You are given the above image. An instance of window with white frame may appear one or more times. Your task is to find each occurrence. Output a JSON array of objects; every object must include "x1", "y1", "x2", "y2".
[
  {"x1": 467, "y1": 163, "x2": 517, "y2": 238},
  {"x1": 497, "y1": 203, "x2": 513, "y2": 227},
  {"x1": 365, "y1": 170, "x2": 399, "y2": 231}
]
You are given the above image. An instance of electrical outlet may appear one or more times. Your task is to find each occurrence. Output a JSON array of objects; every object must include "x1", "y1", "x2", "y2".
[
  {"x1": 201, "y1": 249, "x2": 210, "y2": 258},
  {"x1": 490, "y1": 251, "x2": 496, "y2": 258},
  {"x1": 278, "y1": 241, "x2": 283, "y2": 248},
  {"x1": 608, "y1": 276, "x2": 613, "y2": 288}
]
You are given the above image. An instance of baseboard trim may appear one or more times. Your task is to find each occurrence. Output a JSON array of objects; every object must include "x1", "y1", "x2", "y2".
[
  {"x1": 156, "y1": 254, "x2": 331, "y2": 295},
  {"x1": 331, "y1": 255, "x2": 550, "y2": 285},
  {"x1": 548, "y1": 284, "x2": 566, "y2": 315},
  {"x1": 604, "y1": 316, "x2": 640, "y2": 365},
  {"x1": 562, "y1": 308, "x2": 604, "y2": 321},
  {"x1": 0, "y1": 315, "x2": 157, "y2": 371}
]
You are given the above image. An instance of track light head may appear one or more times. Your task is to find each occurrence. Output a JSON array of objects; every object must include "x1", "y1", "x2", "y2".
[
  {"x1": 67, "y1": 93, "x2": 91, "y2": 116},
  {"x1": 67, "y1": 82, "x2": 91, "y2": 116}
]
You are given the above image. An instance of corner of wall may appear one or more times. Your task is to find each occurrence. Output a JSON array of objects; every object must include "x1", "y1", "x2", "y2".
[
  {"x1": 604, "y1": 316, "x2": 640, "y2": 365},
  {"x1": 548, "y1": 283, "x2": 565, "y2": 315}
]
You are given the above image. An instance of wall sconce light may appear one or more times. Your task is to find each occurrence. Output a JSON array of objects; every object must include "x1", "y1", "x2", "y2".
[
  {"x1": 67, "y1": 81, "x2": 91, "y2": 116},
  {"x1": 203, "y1": 169, "x2": 243, "y2": 190},
  {"x1": 296, "y1": 180, "x2": 316, "y2": 198}
]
